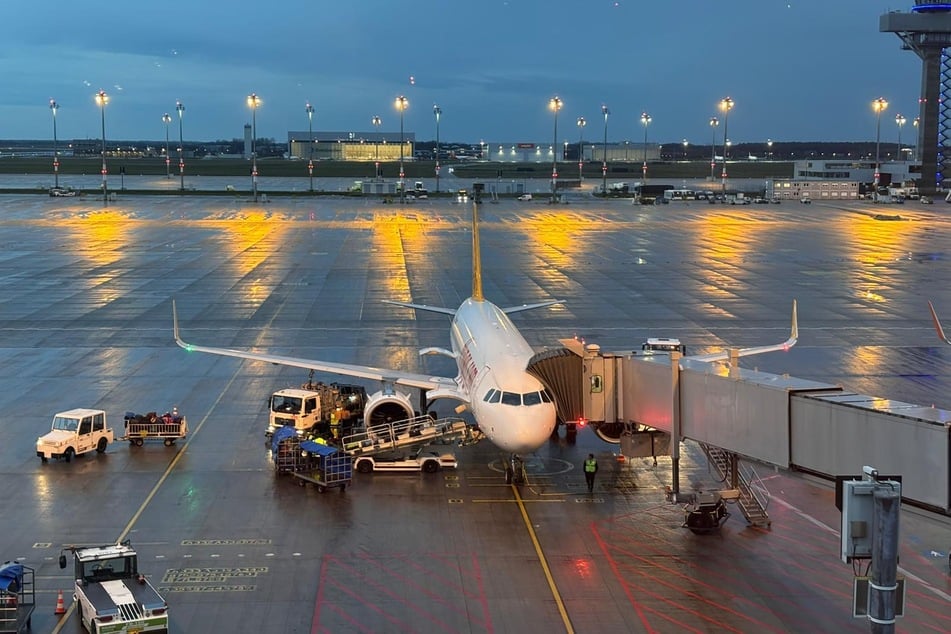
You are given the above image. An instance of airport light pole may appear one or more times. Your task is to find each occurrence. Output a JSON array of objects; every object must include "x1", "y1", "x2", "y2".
[
  {"x1": 95, "y1": 90, "x2": 108, "y2": 205},
  {"x1": 176, "y1": 100, "x2": 185, "y2": 191},
  {"x1": 682, "y1": 138, "x2": 688, "y2": 160},
  {"x1": 577, "y1": 116, "x2": 586, "y2": 182},
  {"x1": 709, "y1": 117, "x2": 719, "y2": 182},
  {"x1": 872, "y1": 97, "x2": 888, "y2": 190},
  {"x1": 549, "y1": 96, "x2": 562, "y2": 203},
  {"x1": 895, "y1": 113, "x2": 906, "y2": 161},
  {"x1": 640, "y1": 111, "x2": 651, "y2": 185},
  {"x1": 767, "y1": 138, "x2": 773, "y2": 160},
  {"x1": 719, "y1": 97, "x2": 734, "y2": 190},
  {"x1": 913, "y1": 116, "x2": 920, "y2": 162},
  {"x1": 395, "y1": 95, "x2": 408, "y2": 203},
  {"x1": 601, "y1": 105, "x2": 610, "y2": 195},
  {"x1": 50, "y1": 99, "x2": 60, "y2": 188},
  {"x1": 247, "y1": 93, "x2": 260, "y2": 201},
  {"x1": 162, "y1": 113, "x2": 171, "y2": 179},
  {"x1": 306, "y1": 102, "x2": 315, "y2": 192},
  {"x1": 372, "y1": 115, "x2": 382, "y2": 178},
  {"x1": 433, "y1": 104, "x2": 441, "y2": 193}
]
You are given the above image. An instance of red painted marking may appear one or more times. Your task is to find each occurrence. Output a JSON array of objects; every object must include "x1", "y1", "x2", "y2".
[{"x1": 591, "y1": 521, "x2": 657, "y2": 633}]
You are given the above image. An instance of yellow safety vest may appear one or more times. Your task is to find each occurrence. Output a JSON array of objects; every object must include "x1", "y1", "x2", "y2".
[{"x1": 584, "y1": 459, "x2": 597, "y2": 473}]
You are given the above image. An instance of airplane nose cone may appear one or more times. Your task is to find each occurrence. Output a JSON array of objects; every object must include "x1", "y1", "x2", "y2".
[{"x1": 502, "y1": 404, "x2": 557, "y2": 454}]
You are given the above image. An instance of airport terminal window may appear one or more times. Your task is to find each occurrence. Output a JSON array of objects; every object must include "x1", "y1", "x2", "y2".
[
  {"x1": 523, "y1": 391, "x2": 542, "y2": 406},
  {"x1": 500, "y1": 392, "x2": 522, "y2": 406}
]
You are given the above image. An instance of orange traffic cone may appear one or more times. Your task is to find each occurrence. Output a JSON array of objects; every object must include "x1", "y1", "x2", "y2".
[{"x1": 54, "y1": 589, "x2": 66, "y2": 615}]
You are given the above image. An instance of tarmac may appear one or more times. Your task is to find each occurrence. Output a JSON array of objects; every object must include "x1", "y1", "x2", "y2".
[{"x1": 0, "y1": 187, "x2": 948, "y2": 633}]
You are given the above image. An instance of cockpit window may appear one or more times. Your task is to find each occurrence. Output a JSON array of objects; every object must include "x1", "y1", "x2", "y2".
[
  {"x1": 487, "y1": 389, "x2": 502, "y2": 403},
  {"x1": 500, "y1": 392, "x2": 522, "y2": 406},
  {"x1": 483, "y1": 389, "x2": 498, "y2": 403},
  {"x1": 523, "y1": 391, "x2": 542, "y2": 406},
  {"x1": 541, "y1": 389, "x2": 553, "y2": 403}
]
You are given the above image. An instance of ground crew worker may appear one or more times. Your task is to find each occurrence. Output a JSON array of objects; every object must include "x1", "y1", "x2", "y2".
[{"x1": 584, "y1": 453, "x2": 598, "y2": 492}]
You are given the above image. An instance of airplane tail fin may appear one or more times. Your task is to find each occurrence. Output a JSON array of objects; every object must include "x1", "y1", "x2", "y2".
[
  {"x1": 928, "y1": 301, "x2": 951, "y2": 344},
  {"x1": 471, "y1": 199, "x2": 483, "y2": 301}
]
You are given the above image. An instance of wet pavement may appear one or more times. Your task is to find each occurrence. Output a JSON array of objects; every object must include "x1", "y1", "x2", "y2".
[{"x1": 0, "y1": 192, "x2": 947, "y2": 633}]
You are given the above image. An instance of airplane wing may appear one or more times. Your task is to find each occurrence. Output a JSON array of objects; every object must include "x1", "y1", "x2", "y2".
[
  {"x1": 927, "y1": 301, "x2": 951, "y2": 344},
  {"x1": 172, "y1": 301, "x2": 457, "y2": 391},
  {"x1": 686, "y1": 300, "x2": 798, "y2": 363}
]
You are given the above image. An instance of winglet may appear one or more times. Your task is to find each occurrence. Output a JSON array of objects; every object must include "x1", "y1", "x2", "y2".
[
  {"x1": 788, "y1": 299, "x2": 798, "y2": 349},
  {"x1": 172, "y1": 299, "x2": 191, "y2": 351},
  {"x1": 928, "y1": 301, "x2": 951, "y2": 344}
]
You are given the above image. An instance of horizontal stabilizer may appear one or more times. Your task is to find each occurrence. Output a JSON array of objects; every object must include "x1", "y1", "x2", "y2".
[
  {"x1": 687, "y1": 299, "x2": 798, "y2": 363},
  {"x1": 382, "y1": 299, "x2": 456, "y2": 316},
  {"x1": 502, "y1": 300, "x2": 564, "y2": 315}
]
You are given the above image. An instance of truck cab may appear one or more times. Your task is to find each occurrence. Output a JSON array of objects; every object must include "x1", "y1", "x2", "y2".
[
  {"x1": 60, "y1": 541, "x2": 168, "y2": 634},
  {"x1": 36, "y1": 408, "x2": 113, "y2": 462}
]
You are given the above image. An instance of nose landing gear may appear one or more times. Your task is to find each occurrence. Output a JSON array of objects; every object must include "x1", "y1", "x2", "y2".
[{"x1": 504, "y1": 454, "x2": 526, "y2": 485}]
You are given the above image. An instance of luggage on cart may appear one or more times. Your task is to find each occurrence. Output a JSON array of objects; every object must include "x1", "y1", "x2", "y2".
[
  {"x1": 0, "y1": 562, "x2": 34, "y2": 633},
  {"x1": 122, "y1": 409, "x2": 188, "y2": 446}
]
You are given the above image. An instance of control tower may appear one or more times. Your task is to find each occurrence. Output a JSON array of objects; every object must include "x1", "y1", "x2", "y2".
[{"x1": 881, "y1": 2, "x2": 951, "y2": 195}]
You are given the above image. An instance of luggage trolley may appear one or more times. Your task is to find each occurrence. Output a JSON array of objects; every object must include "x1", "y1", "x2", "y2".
[
  {"x1": 122, "y1": 409, "x2": 188, "y2": 447},
  {"x1": 0, "y1": 562, "x2": 34, "y2": 633},
  {"x1": 291, "y1": 441, "x2": 353, "y2": 493}
]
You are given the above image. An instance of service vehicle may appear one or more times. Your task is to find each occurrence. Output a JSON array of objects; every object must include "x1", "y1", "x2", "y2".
[
  {"x1": 36, "y1": 408, "x2": 113, "y2": 462},
  {"x1": 641, "y1": 337, "x2": 687, "y2": 355},
  {"x1": 517, "y1": 193, "x2": 532, "y2": 201},
  {"x1": 59, "y1": 541, "x2": 168, "y2": 634},
  {"x1": 0, "y1": 562, "x2": 34, "y2": 633},
  {"x1": 121, "y1": 408, "x2": 188, "y2": 446},
  {"x1": 268, "y1": 381, "x2": 366, "y2": 438},
  {"x1": 353, "y1": 447, "x2": 458, "y2": 473},
  {"x1": 49, "y1": 186, "x2": 78, "y2": 197}
]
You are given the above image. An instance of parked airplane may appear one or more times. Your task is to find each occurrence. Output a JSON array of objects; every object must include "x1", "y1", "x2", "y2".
[
  {"x1": 173, "y1": 200, "x2": 798, "y2": 483},
  {"x1": 174, "y1": 198, "x2": 562, "y2": 483}
]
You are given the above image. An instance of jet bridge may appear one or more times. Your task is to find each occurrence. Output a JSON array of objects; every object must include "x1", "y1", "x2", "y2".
[{"x1": 533, "y1": 340, "x2": 951, "y2": 521}]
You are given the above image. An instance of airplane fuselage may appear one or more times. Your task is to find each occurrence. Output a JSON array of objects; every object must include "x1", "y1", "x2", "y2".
[{"x1": 449, "y1": 298, "x2": 557, "y2": 454}]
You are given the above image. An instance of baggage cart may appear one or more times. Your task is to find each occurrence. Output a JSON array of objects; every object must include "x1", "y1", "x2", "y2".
[
  {"x1": 292, "y1": 441, "x2": 352, "y2": 493},
  {"x1": 122, "y1": 410, "x2": 188, "y2": 446},
  {"x1": 0, "y1": 562, "x2": 34, "y2": 633}
]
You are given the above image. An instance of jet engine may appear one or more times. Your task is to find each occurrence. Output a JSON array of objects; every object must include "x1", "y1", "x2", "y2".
[
  {"x1": 591, "y1": 421, "x2": 625, "y2": 444},
  {"x1": 363, "y1": 388, "x2": 416, "y2": 428}
]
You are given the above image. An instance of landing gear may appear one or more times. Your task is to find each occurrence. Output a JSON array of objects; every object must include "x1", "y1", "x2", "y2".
[{"x1": 504, "y1": 454, "x2": 526, "y2": 485}]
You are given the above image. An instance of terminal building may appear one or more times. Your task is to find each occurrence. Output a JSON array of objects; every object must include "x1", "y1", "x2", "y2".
[{"x1": 286, "y1": 131, "x2": 414, "y2": 162}]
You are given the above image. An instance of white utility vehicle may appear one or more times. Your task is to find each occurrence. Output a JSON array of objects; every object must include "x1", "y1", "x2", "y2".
[
  {"x1": 354, "y1": 448, "x2": 457, "y2": 473},
  {"x1": 60, "y1": 541, "x2": 168, "y2": 633},
  {"x1": 36, "y1": 408, "x2": 114, "y2": 462}
]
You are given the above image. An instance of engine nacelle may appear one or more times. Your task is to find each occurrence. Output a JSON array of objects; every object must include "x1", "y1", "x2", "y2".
[
  {"x1": 364, "y1": 389, "x2": 416, "y2": 428},
  {"x1": 591, "y1": 421, "x2": 625, "y2": 444}
]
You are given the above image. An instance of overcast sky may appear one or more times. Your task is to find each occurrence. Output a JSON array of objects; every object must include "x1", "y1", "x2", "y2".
[{"x1": 0, "y1": 1, "x2": 924, "y2": 145}]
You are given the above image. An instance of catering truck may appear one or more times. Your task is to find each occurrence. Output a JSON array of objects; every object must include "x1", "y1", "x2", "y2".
[
  {"x1": 59, "y1": 541, "x2": 168, "y2": 634},
  {"x1": 36, "y1": 408, "x2": 113, "y2": 462},
  {"x1": 268, "y1": 381, "x2": 366, "y2": 438}
]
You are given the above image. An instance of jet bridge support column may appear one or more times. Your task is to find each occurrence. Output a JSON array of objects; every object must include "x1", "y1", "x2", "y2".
[{"x1": 670, "y1": 350, "x2": 682, "y2": 501}]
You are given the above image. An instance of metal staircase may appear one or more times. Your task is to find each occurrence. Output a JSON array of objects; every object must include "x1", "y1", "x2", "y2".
[
  {"x1": 699, "y1": 442, "x2": 771, "y2": 528},
  {"x1": 341, "y1": 415, "x2": 481, "y2": 457}
]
